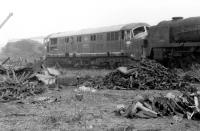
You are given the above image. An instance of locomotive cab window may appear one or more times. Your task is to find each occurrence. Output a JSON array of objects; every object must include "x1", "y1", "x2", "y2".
[{"x1": 132, "y1": 26, "x2": 145, "y2": 36}]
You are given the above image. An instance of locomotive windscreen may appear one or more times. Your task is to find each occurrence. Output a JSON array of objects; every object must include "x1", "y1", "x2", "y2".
[
  {"x1": 133, "y1": 27, "x2": 145, "y2": 35},
  {"x1": 132, "y1": 26, "x2": 148, "y2": 39}
]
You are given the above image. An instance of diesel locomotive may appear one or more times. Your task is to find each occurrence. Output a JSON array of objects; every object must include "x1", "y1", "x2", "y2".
[{"x1": 45, "y1": 16, "x2": 200, "y2": 68}]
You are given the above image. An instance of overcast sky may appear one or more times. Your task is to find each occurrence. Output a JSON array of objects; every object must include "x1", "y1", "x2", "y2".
[{"x1": 0, "y1": 0, "x2": 199, "y2": 47}]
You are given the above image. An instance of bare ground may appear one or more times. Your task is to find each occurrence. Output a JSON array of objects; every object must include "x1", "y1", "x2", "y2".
[{"x1": 0, "y1": 69, "x2": 199, "y2": 131}]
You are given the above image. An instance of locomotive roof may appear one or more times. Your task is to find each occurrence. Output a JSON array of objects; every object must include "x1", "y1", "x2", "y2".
[{"x1": 48, "y1": 23, "x2": 149, "y2": 38}]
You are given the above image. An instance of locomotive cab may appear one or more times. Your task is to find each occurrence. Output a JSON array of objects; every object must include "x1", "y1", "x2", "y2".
[
  {"x1": 123, "y1": 25, "x2": 150, "y2": 60},
  {"x1": 132, "y1": 26, "x2": 149, "y2": 39},
  {"x1": 123, "y1": 25, "x2": 149, "y2": 40}
]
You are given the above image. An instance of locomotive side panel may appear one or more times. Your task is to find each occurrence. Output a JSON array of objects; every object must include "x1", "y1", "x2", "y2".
[
  {"x1": 57, "y1": 37, "x2": 67, "y2": 54},
  {"x1": 105, "y1": 31, "x2": 121, "y2": 52},
  {"x1": 64, "y1": 31, "x2": 122, "y2": 55},
  {"x1": 45, "y1": 23, "x2": 150, "y2": 67},
  {"x1": 64, "y1": 36, "x2": 73, "y2": 53},
  {"x1": 81, "y1": 35, "x2": 91, "y2": 53},
  {"x1": 93, "y1": 34, "x2": 103, "y2": 53}
]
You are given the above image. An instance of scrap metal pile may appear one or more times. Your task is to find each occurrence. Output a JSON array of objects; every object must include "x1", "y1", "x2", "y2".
[
  {"x1": 0, "y1": 58, "x2": 47, "y2": 102},
  {"x1": 115, "y1": 91, "x2": 200, "y2": 120},
  {"x1": 101, "y1": 59, "x2": 190, "y2": 90}
]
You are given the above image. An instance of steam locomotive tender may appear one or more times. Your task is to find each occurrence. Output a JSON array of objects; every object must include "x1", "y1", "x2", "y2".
[{"x1": 45, "y1": 16, "x2": 200, "y2": 67}]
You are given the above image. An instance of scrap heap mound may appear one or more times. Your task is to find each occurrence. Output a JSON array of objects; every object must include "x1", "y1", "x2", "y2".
[
  {"x1": 0, "y1": 58, "x2": 48, "y2": 102},
  {"x1": 102, "y1": 59, "x2": 190, "y2": 90}
]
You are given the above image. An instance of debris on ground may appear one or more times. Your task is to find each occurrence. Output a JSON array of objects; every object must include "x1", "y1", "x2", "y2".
[
  {"x1": 35, "y1": 67, "x2": 60, "y2": 85},
  {"x1": 89, "y1": 59, "x2": 188, "y2": 90},
  {"x1": 74, "y1": 85, "x2": 97, "y2": 93},
  {"x1": 182, "y1": 63, "x2": 200, "y2": 83},
  {"x1": 104, "y1": 60, "x2": 181, "y2": 90},
  {"x1": 173, "y1": 115, "x2": 183, "y2": 123},
  {"x1": 115, "y1": 90, "x2": 200, "y2": 120},
  {"x1": 0, "y1": 58, "x2": 48, "y2": 102},
  {"x1": 31, "y1": 96, "x2": 61, "y2": 104},
  {"x1": 76, "y1": 59, "x2": 199, "y2": 92}
]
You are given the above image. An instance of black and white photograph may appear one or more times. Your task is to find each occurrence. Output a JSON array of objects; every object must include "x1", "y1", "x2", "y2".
[{"x1": 0, "y1": 0, "x2": 199, "y2": 130}]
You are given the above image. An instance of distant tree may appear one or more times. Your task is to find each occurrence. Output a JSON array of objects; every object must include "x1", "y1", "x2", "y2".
[{"x1": 0, "y1": 39, "x2": 45, "y2": 61}]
